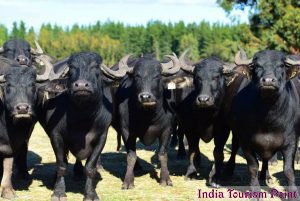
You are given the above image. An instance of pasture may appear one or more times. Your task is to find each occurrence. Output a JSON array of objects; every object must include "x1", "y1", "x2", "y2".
[{"x1": 10, "y1": 123, "x2": 300, "y2": 201}]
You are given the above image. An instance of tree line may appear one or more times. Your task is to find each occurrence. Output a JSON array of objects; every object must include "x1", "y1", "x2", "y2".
[{"x1": 0, "y1": 0, "x2": 298, "y2": 65}]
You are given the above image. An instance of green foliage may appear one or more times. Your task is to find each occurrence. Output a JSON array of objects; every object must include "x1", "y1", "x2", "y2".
[
  {"x1": 0, "y1": 24, "x2": 8, "y2": 45},
  {"x1": 218, "y1": 0, "x2": 300, "y2": 53},
  {"x1": 179, "y1": 33, "x2": 200, "y2": 61},
  {"x1": 0, "y1": 18, "x2": 287, "y2": 64}
]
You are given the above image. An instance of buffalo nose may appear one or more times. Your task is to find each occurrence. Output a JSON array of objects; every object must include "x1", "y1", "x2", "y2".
[
  {"x1": 15, "y1": 55, "x2": 29, "y2": 65},
  {"x1": 139, "y1": 93, "x2": 152, "y2": 102},
  {"x1": 16, "y1": 103, "x2": 30, "y2": 114},
  {"x1": 261, "y1": 77, "x2": 277, "y2": 85},
  {"x1": 198, "y1": 94, "x2": 210, "y2": 103},
  {"x1": 73, "y1": 80, "x2": 91, "y2": 89}
]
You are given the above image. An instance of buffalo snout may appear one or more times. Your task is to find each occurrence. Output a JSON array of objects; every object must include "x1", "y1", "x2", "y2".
[
  {"x1": 72, "y1": 80, "x2": 93, "y2": 95},
  {"x1": 138, "y1": 92, "x2": 156, "y2": 106},
  {"x1": 259, "y1": 76, "x2": 279, "y2": 90},
  {"x1": 13, "y1": 103, "x2": 32, "y2": 119},
  {"x1": 196, "y1": 94, "x2": 214, "y2": 107},
  {"x1": 15, "y1": 55, "x2": 30, "y2": 66}
]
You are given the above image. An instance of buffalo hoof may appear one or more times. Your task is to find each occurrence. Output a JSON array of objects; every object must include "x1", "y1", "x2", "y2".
[
  {"x1": 266, "y1": 177, "x2": 273, "y2": 185},
  {"x1": 122, "y1": 182, "x2": 134, "y2": 190},
  {"x1": 51, "y1": 193, "x2": 67, "y2": 201},
  {"x1": 210, "y1": 181, "x2": 221, "y2": 188},
  {"x1": 1, "y1": 187, "x2": 16, "y2": 199},
  {"x1": 83, "y1": 198, "x2": 100, "y2": 201},
  {"x1": 160, "y1": 178, "x2": 173, "y2": 187},
  {"x1": 83, "y1": 193, "x2": 100, "y2": 201}
]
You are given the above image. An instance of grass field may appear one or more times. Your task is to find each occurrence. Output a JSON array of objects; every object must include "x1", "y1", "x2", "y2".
[{"x1": 8, "y1": 123, "x2": 300, "y2": 201}]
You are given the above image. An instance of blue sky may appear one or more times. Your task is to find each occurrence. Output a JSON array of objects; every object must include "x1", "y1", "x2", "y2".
[{"x1": 0, "y1": 0, "x2": 249, "y2": 30}]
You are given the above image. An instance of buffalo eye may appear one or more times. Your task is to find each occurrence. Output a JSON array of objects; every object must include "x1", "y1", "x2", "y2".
[
  {"x1": 153, "y1": 75, "x2": 160, "y2": 79},
  {"x1": 135, "y1": 74, "x2": 142, "y2": 79}
]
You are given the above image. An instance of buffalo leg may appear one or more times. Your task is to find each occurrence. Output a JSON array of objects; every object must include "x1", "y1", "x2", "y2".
[
  {"x1": 122, "y1": 133, "x2": 137, "y2": 190},
  {"x1": 281, "y1": 141, "x2": 299, "y2": 199},
  {"x1": 185, "y1": 134, "x2": 200, "y2": 180},
  {"x1": 15, "y1": 143, "x2": 30, "y2": 179},
  {"x1": 158, "y1": 130, "x2": 172, "y2": 186},
  {"x1": 117, "y1": 132, "x2": 122, "y2": 151},
  {"x1": 83, "y1": 129, "x2": 108, "y2": 201},
  {"x1": 1, "y1": 157, "x2": 15, "y2": 199},
  {"x1": 243, "y1": 148, "x2": 261, "y2": 194},
  {"x1": 177, "y1": 126, "x2": 187, "y2": 160},
  {"x1": 224, "y1": 133, "x2": 238, "y2": 177},
  {"x1": 50, "y1": 135, "x2": 67, "y2": 201},
  {"x1": 259, "y1": 160, "x2": 273, "y2": 184},
  {"x1": 210, "y1": 126, "x2": 230, "y2": 187}
]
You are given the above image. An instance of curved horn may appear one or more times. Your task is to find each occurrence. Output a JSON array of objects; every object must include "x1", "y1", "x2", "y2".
[
  {"x1": 31, "y1": 40, "x2": 44, "y2": 55},
  {"x1": 0, "y1": 47, "x2": 3, "y2": 53},
  {"x1": 118, "y1": 54, "x2": 134, "y2": 74},
  {"x1": 223, "y1": 62, "x2": 236, "y2": 74},
  {"x1": 234, "y1": 48, "x2": 253, "y2": 65},
  {"x1": 35, "y1": 55, "x2": 53, "y2": 81},
  {"x1": 285, "y1": 57, "x2": 300, "y2": 66},
  {"x1": 179, "y1": 49, "x2": 195, "y2": 73},
  {"x1": 101, "y1": 63, "x2": 127, "y2": 79},
  {"x1": 0, "y1": 75, "x2": 5, "y2": 83},
  {"x1": 161, "y1": 53, "x2": 181, "y2": 75}
]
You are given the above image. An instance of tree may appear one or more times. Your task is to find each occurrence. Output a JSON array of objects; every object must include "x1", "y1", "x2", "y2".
[
  {"x1": 179, "y1": 33, "x2": 200, "y2": 62},
  {"x1": 217, "y1": 0, "x2": 300, "y2": 53},
  {"x1": 0, "y1": 25, "x2": 8, "y2": 45}
]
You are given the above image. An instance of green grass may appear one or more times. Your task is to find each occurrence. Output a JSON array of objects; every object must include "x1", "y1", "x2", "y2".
[{"x1": 8, "y1": 123, "x2": 300, "y2": 201}]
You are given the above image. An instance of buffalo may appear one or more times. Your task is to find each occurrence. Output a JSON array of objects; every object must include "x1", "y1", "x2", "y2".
[
  {"x1": 0, "y1": 61, "x2": 51, "y2": 199},
  {"x1": 37, "y1": 52, "x2": 114, "y2": 201},
  {"x1": 212, "y1": 50, "x2": 300, "y2": 194},
  {"x1": 101, "y1": 54, "x2": 181, "y2": 189},
  {"x1": 164, "y1": 51, "x2": 235, "y2": 180},
  {"x1": 0, "y1": 39, "x2": 50, "y2": 179}
]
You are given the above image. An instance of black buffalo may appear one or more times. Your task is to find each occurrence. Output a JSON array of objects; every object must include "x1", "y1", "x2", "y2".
[
  {"x1": 37, "y1": 52, "x2": 113, "y2": 201},
  {"x1": 0, "y1": 39, "x2": 50, "y2": 179},
  {"x1": 101, "y1": 54, "x2": 180, "y2": 189},
  {"x1": 0, "y1": 66, "x2": 49, "y2": 199},
  {"x1": 220, "y1": 50, "x2": 300, "y2": 194},
  {"x1": 0, "y1": 39, "x2": 43, "y2": 66},
  {"x1": 165, "y1": 52, "x2": 234, "y2": 179}
]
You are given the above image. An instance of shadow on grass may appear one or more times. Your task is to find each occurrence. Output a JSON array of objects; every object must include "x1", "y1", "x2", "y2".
[
  {"x1": 30, "y1": 160, "x2": 102, "y2": 194},
  {"x1": 273, "y1": 169, "x2": 300, "y2": 187},
  {"x1": 101, "y1": 151, "x2": 161, "y2": 183}
]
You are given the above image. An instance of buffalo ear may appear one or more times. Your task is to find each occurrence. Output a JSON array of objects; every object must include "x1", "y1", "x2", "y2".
[
  {"x1": 223, "y1": 64, "x2": 252, "y2": 86},
  {"x1": 286, "y1": 66, "x2": 300, "y2": 80},
  {"x1": 41, "y1": 78, "x2": 68, "y2": 101},
  {"x1": 45, "y1": 78, "x2": 68, "y2": 93}
]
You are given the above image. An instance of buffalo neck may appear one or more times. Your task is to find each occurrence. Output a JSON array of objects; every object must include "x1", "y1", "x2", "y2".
[
  {"x1": 68, "y1": 90, "x2": 102, "y2": 118},
  {"x1": 130, "y1": 94, "x2": 165, "y2": 122},
  {"x1": 256, "y1": 81, "x2": 299, "y2": 130}
]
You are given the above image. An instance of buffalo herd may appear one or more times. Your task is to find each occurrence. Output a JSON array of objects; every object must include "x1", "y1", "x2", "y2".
[{"x1": 0, "y1": 39, "x2": 300, "y2": 200}]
